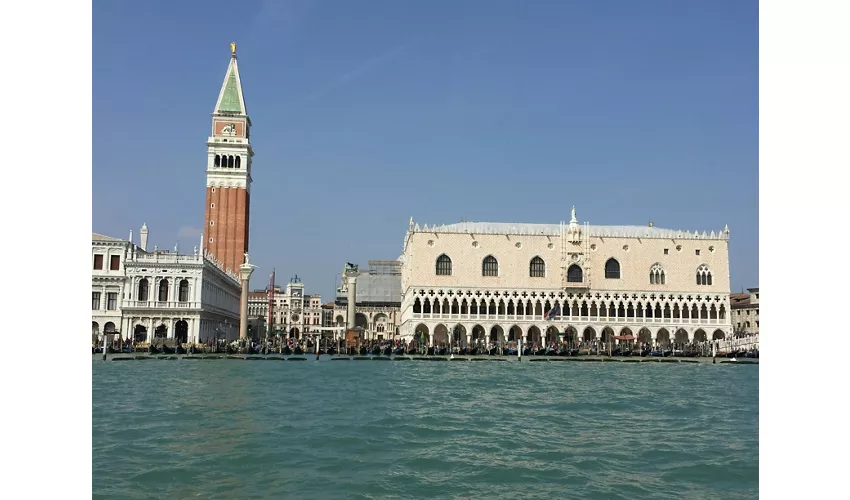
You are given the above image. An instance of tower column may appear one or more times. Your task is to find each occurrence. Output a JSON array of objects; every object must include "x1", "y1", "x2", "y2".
[
  {"x1": 239, "y1": 255, "x2": 255, "y2": 340},
  {"x1": 346, "y1": 276, "x2": 357, "y2": 329}
]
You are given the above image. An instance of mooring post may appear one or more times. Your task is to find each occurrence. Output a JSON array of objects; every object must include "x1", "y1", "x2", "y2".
[
  {"x1": 518, "y1": 338, "x2": 522, "y2": 362},
  {"x1": 102, "y1": 333, "x2": 108, "y2": 361}
]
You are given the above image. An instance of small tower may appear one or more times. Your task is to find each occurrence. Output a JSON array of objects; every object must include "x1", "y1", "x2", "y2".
[
  {"x1": 140, "y1": 223, "x2": 148, "y2": 252},
  {"x1": 204, "y1": 41, "x2": 254, "y2": 273}
]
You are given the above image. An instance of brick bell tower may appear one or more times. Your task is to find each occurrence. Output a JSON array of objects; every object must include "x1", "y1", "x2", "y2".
[{"x1": 204, "y1": 42, "x2": 253, "y2": 274}]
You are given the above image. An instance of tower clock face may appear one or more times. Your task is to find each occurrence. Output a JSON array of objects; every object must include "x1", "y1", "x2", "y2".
[{"x1": 291, "y1": 314, "x2": 300, "y2": 323}]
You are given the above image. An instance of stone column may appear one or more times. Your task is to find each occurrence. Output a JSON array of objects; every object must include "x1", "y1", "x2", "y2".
[
  {"x1": 346, "y1": 276, "x2": 357, "y2": 329},
  {"x1": 239, "y1": 257, "x2": 255, "y2": 340}
]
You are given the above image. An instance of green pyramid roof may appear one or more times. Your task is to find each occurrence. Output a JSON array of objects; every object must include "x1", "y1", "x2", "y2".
[{"x1": 215, "y1": 56, "x2": 246, "y2": 115}]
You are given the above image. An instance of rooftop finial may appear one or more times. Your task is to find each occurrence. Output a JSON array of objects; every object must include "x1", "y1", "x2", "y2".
[
  {"x1": 570, "y1": 206, "x2": 577, "y2": 224},
  {"x1": 230, "y1": 41, "x2": 236, "y2": 56}
]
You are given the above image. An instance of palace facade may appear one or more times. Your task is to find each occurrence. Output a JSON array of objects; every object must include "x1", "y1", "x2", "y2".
[{"x1": 398, "y1": 209, "x2": 733, "y2": 347}]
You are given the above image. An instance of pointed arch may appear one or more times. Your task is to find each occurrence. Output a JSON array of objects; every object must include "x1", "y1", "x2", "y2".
[
  {"x1": 436, "y1": 254, "x2": 452, "y2": 276},
  {"x1": 604, "y1": 258, "x2": 621, "y2": 279},
  {"x1": 413, "y1": 298, "x2": 422, "y2": 313},
  {"x1": 529, "y1": 256, "x2": 545, "y2": 277},
  {"x1": 696, "y1": 265, "x2": 713, "y2": 286},
  {"x1": 482, "y1": 255, "x2": 499, "y2": 277},
  {"x1": 567, "y1": 264, "x2": 583, "y2": 282},
  {"x1": 650, "y1": 263, "x2": 666, "y2": 285}
]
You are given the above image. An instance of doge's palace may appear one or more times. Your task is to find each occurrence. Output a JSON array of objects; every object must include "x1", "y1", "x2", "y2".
[{"x1": 398, "y1": 208, "x2": 732, "y2": 347}]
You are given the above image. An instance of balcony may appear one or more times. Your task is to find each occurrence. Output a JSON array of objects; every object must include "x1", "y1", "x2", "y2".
[{"x1": 124, "y1": 301, "x2": 201, "y2": 309}]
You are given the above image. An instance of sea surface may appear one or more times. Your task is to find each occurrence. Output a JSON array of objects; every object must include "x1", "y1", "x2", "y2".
[{"x1": 92, "y1": 358, "x2": 758, "y2": 499}]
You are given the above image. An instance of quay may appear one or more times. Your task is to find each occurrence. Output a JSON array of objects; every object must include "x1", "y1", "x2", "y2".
[{"x1": 99, "y1": 353, "x2": 757, "y2": 364}]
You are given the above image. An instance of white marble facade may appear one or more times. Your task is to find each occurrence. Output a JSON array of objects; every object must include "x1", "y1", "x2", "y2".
[
  {"x1": 398, "y1": 209, "x2": 734, "y2": 347},
  {"x1": 91, "y1": 229, "x2": 241, "y2": 344}
]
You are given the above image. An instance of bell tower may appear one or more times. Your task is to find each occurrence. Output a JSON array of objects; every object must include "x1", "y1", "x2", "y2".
[{"x1": 203, "y1": 42, "x2": 253, "y2": 274}]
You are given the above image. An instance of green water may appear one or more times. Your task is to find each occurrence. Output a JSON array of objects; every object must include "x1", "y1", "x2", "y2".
[{"x1": 92, "y1": 359, "x2": 758, "y2": 499}]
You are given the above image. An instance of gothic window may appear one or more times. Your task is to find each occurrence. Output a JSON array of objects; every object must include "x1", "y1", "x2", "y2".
[
  {"x1": 235, "y1": 156, "x2": 241, "y2": 168},
  {"x1": 436, "y1": 255, "x2": 452, "y2": 276},
  {"x1": 604, "y1": 258, "x2": 620, "y2": 279},
  {"x1": 158, "y1": 279, "x2": 169, "y2": 302},
  {"x1": 482, "y1": 256, "x2": 499, "y2": 277},
  {"x1": 650, "y1": 264, "x2": 666, "y2": 285},
  {"x1": 529, "y1": 256, "x2": 545, "y2": 277},
  {"x1": 228, "y1": 155, "x2": 234, "y2": 168},
  {"x1": 214, "y1": 155, "x2": 221, "y2": 167},
  {"x1": 567, "y1": 264, "x2": 583, "y2": 282},
  {"x1": 179, "y1": 279, "x2": 189, "y2": 302},
  {"x1": 696, "y1": 265, "x2": 713, "y2": 286},
  {"x1": 413, "y1": 298, "x2": 421, "y2": 313},
  {"x1": 138, "y1": 279, "x2": 149, "y2": 302}
]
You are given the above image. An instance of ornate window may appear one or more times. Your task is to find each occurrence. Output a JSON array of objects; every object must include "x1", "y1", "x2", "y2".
[
  {"x1": 92, "y1": 292, "x2": 101, "y2": 310},
  {"x1": 649, "y1": 264, "x2": 666, "y2": 285},
  {"x1": 529, "y1": 256, "x2": 545, "y2": 277},
  {"x1": 436, "y1": 254, "x2": 452, "y2": 276},
  {"x1": 567, "y1": 264, "x2": 583, "y2": 283},
  {"x1": 604, "y1": 258, "x2": 621, "y2": 279},
  {"x1": 696, "y1": 265, "x2": 713, "y2": 286},
  {"x1": 158, "y1": 279, "x2": 169, "y2": 301},
  {"x1": 178, "y1": 279, "x2": 190, "y2": 302},
  {"x1": 482, "y1": 256, "x2": 499, "y2": 277},
  {"x1": 138, "y1": 279, "x2": 149, "y2": 302}
]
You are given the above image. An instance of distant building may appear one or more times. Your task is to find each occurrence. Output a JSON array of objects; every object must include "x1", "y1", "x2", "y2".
[
  {"x1": 730, "y1": 287, "x2": 759, "y2": 336},
  {"x1": 335, "y1": 260, "x2": 402, "y2": 340},
  {"x1": 91, "y1": 226, "x2": 241, "y2": 344},
  {"x1": 321, "y1": 302, "x2": 335, "y2": 328},
  {"x1": 246, "y1": 278, "x2": 322, "y2": 338}
]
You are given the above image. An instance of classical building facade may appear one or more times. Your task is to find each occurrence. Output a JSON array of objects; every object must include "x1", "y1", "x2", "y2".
[
  {"x1": 730, "y1": 287, "x2": 759, "y2": 335},
  {"x1": 398, "y1": 209, "x2": 733, "y2": 347},
  {"x1": 245, "y1": 279, "x2": 323, "y2": 338},
  {"x1": 335, "y1": 260, "x2": 402, "y2": 340},
  {"x1": 92, "y1": 232, "x2": 132, "y2": 340},
  {"x1": 91, "y1": 228, "x2": 242, "y2": 343}
]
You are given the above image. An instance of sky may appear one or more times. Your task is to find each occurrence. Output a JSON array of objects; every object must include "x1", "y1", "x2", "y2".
[{"x1": 93, "y1": 0, "x2": 758, "y2": 300}]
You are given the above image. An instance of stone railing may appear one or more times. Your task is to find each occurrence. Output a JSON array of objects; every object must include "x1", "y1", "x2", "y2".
[{"x1": 123, "y1": 301, "x2": 202, "y2": 309}]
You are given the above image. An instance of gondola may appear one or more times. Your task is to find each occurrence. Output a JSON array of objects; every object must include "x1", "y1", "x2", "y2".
[
  {"x1": 381, "y1": 346, "x2": 393, "y2": 356},
  {"x1": 282, "y1": 345, "x2": 293, "y2": 355},
  {"x1": 176, "y1": 344, "x2": 188, "y2": 355},
  {"x1": 371, "y1": 345, "x2": 382, "y2": 355},
  {"x1": 93, "y1": 347, "x2": 103, "y2": 354},
  {"x1": 148, "y1": 344, "x2": 161, "y2": 354},
  {"x1": 393, "y1": 347, "x2": 405, "y2": 355},
  {"x1": 294, "y1": 346, "x2": 304, "y2": 355},
  {"x1": 226, "y1": 344, "x2": 237, "y2": 355}
]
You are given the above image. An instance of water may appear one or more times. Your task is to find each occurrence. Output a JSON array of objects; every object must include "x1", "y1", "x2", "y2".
[{"x1": 92, "y1": 359, "x2": 758, "y2": 499}]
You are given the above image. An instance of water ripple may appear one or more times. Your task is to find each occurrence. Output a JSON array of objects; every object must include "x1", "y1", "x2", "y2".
[{"x1": 93, "y1": 359, "x2": 758, "y2": 498}]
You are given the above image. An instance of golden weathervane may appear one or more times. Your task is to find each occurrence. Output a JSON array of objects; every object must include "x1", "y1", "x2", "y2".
[{"x1": 230, "y1": 41, "x2": 236, "y2": 55}]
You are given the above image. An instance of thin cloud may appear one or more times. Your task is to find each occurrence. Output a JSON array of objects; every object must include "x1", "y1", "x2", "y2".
[
  {"x1": 177, "y1": 226, "x2": 202, "y2": 239},
  {"x1": 304, "y1": 42, "x2": 413, "y2": 102}
]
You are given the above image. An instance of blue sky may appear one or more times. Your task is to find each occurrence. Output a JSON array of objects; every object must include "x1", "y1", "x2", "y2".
[{"x1": 93, "y1": 0, "x2": 758, "y2": 299}]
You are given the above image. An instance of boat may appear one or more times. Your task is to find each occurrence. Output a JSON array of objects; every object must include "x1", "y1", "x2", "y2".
[
  {"x1": 148, "y1": 344, "x2": 161, "y2": 354},
  {"x1": 176, "y1": 344, "x2": 187, "y2": 355}
]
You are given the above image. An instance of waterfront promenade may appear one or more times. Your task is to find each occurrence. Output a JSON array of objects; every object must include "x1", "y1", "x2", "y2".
[{"x1": 97, "y1": 353, "x2": 757, "y2": 364}]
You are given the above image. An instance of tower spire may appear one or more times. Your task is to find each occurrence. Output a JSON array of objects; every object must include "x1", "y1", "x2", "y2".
[{"x1": 214, "y1": 42, "x2": 247, "y2": 115}]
